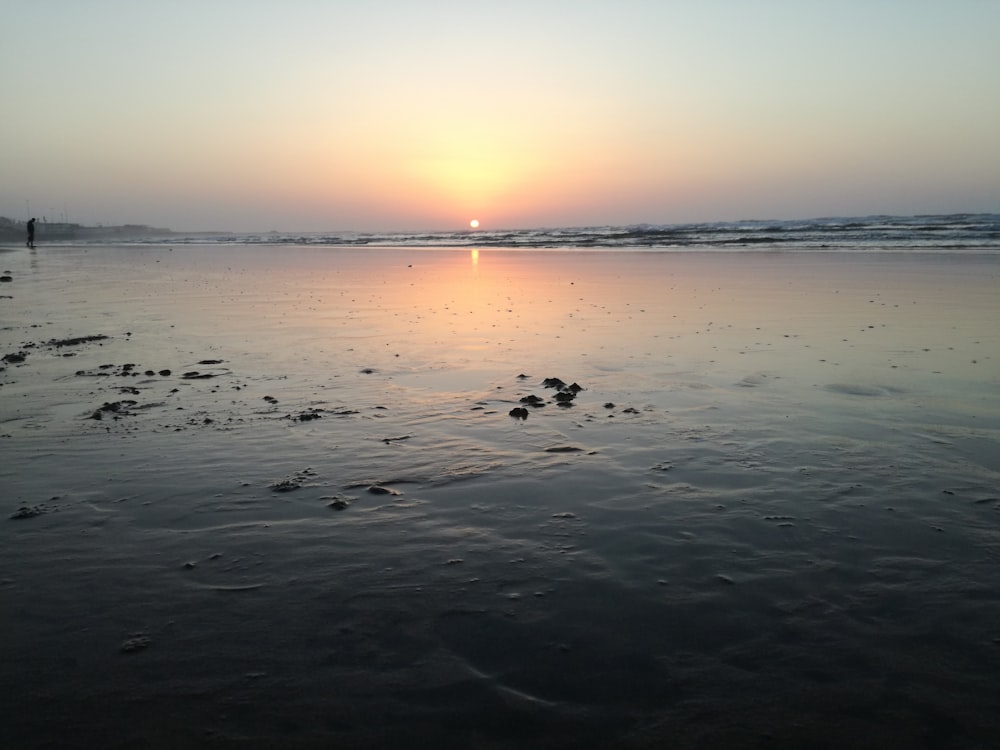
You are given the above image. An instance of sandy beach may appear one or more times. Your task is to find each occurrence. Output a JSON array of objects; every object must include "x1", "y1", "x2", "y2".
[{"x1": 2, "y1": 243, "x2": 999, "y2": 748}]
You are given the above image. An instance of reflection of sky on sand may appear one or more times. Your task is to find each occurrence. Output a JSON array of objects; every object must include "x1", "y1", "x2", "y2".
[
  {"x1": 3, "y1": 245, "x2": 1000, "y2": 747},
  {"x1": 13, "y1": 246, "x2": 998, "y2": 413},
  {"x1": 325, "y1": 250, "x2": 999, "y2": 401},
  {"x1": 7, "y1": 244, "x2": 999, "y2": 493},
  {"x1": 42, "y1": 245, "x2": 988, "y2": 419}
]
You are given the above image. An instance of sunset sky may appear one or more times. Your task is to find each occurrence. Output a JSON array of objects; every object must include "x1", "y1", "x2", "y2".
[{"x1": 3, "y1": 1, "x2": 998, "y2": 232}]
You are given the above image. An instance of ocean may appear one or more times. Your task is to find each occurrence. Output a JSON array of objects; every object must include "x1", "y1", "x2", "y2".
[{"x1": 117, "y1": 212, "x2": 1000, "y2": 252}]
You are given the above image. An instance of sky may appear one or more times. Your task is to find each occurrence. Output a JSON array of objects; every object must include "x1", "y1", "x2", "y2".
[{"x1": 2, "y1": 0, "x2": 999, "y2": 232}]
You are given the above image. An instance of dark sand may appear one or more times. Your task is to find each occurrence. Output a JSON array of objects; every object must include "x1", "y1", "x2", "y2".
[{"x1": 2, "y1": 244, "x2": 999, "y2": 748}]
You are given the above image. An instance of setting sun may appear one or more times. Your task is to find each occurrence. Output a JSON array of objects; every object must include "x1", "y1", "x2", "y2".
[{"x1": 469, "y1": 219, "x2": 480, "y2": 229}]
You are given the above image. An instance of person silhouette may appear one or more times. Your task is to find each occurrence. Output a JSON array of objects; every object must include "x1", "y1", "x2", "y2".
[{"x1": 26, "y1": 218, "x2": 36, "y2": 248}]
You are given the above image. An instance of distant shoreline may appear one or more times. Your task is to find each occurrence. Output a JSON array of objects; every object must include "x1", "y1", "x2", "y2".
[
  {"x1": 0, "y1": 217, "x2": 179, "y2": 242},
  {"x1": 2, "y1": 212, "x2": 997, "y2": 251}
]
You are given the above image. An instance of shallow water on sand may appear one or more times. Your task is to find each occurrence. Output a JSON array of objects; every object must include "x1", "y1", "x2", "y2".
[{"x1": 2, "y1": 245, "x2": 999, "y2": 748}]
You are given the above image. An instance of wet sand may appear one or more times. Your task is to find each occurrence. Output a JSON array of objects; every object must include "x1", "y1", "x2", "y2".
[{"x1": 2, "y1": 244, "x2": 999, "y2": 748}]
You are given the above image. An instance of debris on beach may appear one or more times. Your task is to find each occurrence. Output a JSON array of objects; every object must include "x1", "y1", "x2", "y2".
[
  {"x1": 88, "y1": 400, "x2": 138, "y2": 420},
  {"x1": 2, "y1": 334, "x2": 113, "y2": 377},
  {"x1": 9, "y1": 504, "x2": 48, "y2": 520},
  {"x1": 75, "y1": 362, "x2": 165, "y2": 378},
  {"x1": 46, "y1": 334, "x2": 109, "y2": 348},
  {"x1": 508, "y1": 375, "x2": 588, "y2": 416}
]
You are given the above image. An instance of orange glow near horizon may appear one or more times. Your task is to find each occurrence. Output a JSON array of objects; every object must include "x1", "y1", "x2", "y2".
[{"x1": 8, "y1": 4, "x2": 996, "y2": 231}]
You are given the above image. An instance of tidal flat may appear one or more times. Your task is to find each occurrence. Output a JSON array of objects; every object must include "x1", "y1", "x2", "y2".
[{"x1": 2, "y1": 244, "x2": 999, "y2": 748}]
